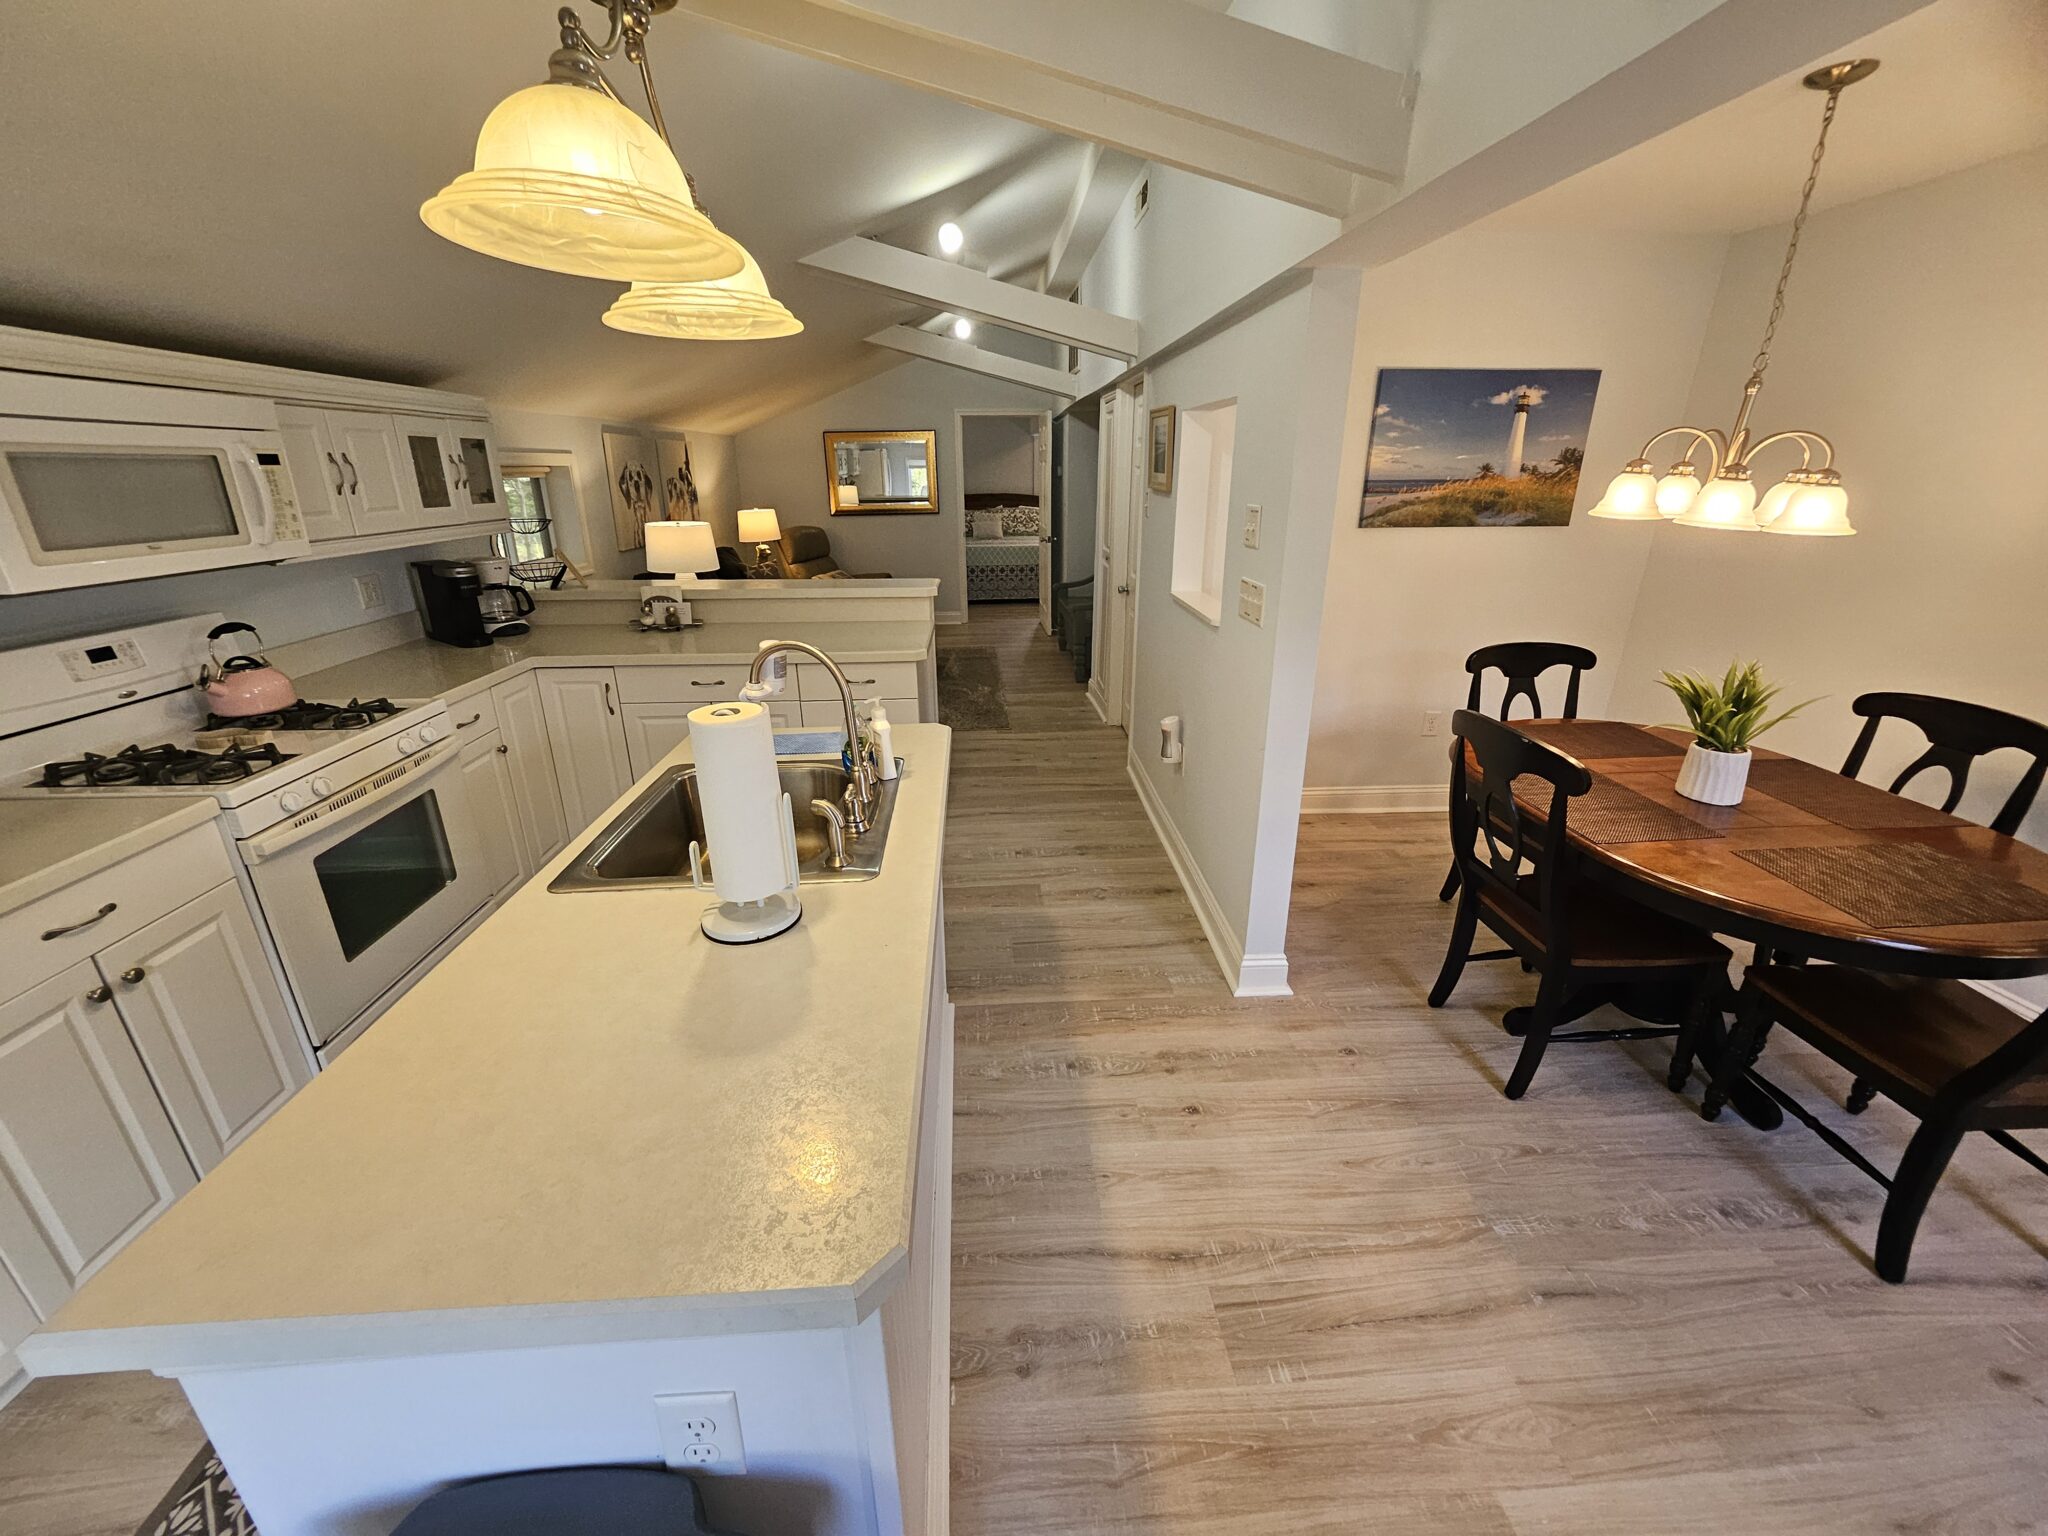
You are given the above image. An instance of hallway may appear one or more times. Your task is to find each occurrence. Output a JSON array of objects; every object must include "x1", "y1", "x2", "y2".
[{"x1": 943, "y1": 607, "x2": 2048, "y2": 1535}]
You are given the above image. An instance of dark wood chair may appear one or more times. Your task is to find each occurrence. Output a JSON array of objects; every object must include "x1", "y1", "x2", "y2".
[
  {"x1": 1438, "y1": 642, "x2": 1598, "y2": 902},
  {"x1": 1840, "y1": 691, "x2": 2048, "y2": 836},
  {"x1": 1428, "y1": 710, "x2": 1730, "y2": 1100},
  {"x1": 1701, "y1": 965, "x2": 2048, "y2": 1282}
]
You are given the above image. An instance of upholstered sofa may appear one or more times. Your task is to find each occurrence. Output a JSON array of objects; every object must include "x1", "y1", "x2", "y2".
[{"x1": 777, "y1": 524, "x2": 891, "y2": 579}]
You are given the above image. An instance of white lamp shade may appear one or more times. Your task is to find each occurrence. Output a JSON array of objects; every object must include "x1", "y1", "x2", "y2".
[
  {"x1": 738, "y1": 507, "x2": 782, "y2": 545},
  {"x1": 836, "y1": 483, "x2": 861, "y2": 508},
  {"x1": 1764, "y1": 480, "x2": 1854, "y2": 536},
  {"x1": 1674, "y1": 474, "x2": 1760, "y2": 531},
  {"x1": 421, "y1": 83, "x2": 745, "y2": 283},
  {"x1": 644, "y1": 519, "x2": 718, "y2": 575},
  {"x1": 601, "y1": 250, "x2": 804, "y2": 340},
  {"x1": 1653, "y1": 467, "x2": 1702, "y2": 517},
  {"x1": 1754, "y1": 476, "x2": 1802, "y2": 528},
  {"x1": 1587, "y1": 468, "x2": 1660, "y2": 521}
]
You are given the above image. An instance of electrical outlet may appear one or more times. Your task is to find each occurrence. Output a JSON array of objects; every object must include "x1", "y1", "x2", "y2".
[
  {"x1": 1236, "y1": 577, "x2": 1265, "y2": 627},
  {"x1": 1422, "y1": 710, "x2": 1443, "y2": 737},
  {"x1": 1242, "y1": 504, "x2": 1262, "y2": 549},
  {"x1": 351, "y1": 573, "x2": 385, "y2": 611},
  {"x1": 654, "y1": 1391, "x2": 745, "y2": 1474}
]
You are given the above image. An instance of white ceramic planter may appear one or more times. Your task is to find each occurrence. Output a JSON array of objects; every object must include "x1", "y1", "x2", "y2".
[{"x1": 1674, "y1": 742, "x2": 1751, "y2": 806}]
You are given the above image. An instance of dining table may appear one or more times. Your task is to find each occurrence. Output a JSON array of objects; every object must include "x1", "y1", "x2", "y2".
[{"x1": 1498, "y1": 718, "x2": 2048, "y2": 1128}]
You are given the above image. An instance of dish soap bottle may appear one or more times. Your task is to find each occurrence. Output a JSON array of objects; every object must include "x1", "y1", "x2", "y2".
[{"x1": 869, "y1": 699, "x2": 898, "y2": 780}]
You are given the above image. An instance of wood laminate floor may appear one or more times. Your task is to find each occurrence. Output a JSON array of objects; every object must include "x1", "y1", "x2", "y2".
[
  {"x1": 942, "y1": 604, "x2": 2048, "y2": 1536},
  {"x1": 4, "y1": 604, "x2": 2042, "y2": 1534}
]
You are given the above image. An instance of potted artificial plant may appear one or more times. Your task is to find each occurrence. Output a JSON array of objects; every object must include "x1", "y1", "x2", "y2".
[{"x1": 1659, "y1": 660, "x2": 1811, "y2": 806}]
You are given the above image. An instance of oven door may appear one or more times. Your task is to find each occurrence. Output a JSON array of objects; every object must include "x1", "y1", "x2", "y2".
[
  {"x1": 0, "y1": 419, "x2": 310, "y2": 593},
  {"x1": 238, "y1": 741, "x2": 490, "y2": 1047}
]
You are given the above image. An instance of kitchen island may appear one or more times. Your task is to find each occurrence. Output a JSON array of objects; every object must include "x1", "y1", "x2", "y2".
[{"x1": 20, "y1": 725, "x2": 955, "y2": 1536}]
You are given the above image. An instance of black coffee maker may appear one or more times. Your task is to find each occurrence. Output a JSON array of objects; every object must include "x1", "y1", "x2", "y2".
[{"x1": 411, "y1": 560, "x2": 491, "y2": 648}]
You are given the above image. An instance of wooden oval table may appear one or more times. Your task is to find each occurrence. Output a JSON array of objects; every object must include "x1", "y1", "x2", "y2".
[{"x1": 1501, "y1": 719, "x2": 2048, "y2": 1126}]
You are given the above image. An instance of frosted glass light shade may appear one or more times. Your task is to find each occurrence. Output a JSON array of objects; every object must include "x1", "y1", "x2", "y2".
[
  {"x1": 1587, "y1": 467, "x2": 1660, "y2": 521},
  {"x1": 602, "y1": 249, "x2": 804, "y2": 340},
  {"x1": 421, "y1": 83, "x2": 746, "y2": 283},
  {"x1": 738, "y1": 507, "x2": 782, "y2": 545},
  {"x1": 1754, "y1": 474, "x2": 1804, "y2": 528},
  {"x1": 1674, "y1": 473, "x2": 1760, "y2": 531},
  {"x1": 1653, "y1": 465, "x2": 1702, "y2": 518},
  {"x1": 644, "y1": 519, "x2": 718, "y2": 576},
  {"x1": 1764, "y1": 479, "x2": 1854, "y2": 536}
]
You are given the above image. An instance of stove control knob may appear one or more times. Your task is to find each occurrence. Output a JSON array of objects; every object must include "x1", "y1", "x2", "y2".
[
  {"x1": 397, "y1": 732, "x2": 419, "y2": 754},
  {"x1": 417, "y1": 722, "x2": 443, "y2": 745},
  {"x1": 279, "y1": 790, "x2": 305, "y2": 813},
  {"x1": 310, "y1": 776, "x2": 333, "y2": 798}
]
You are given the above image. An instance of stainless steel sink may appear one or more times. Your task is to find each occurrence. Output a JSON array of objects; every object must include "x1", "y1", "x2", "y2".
[{"x1": 548, "y1": 757, "x2": 899, "y2": 891}]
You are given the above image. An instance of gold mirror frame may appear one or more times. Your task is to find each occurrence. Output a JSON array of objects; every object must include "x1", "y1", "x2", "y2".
[{"x1": 823, "y1": 429, "x2": 940, "y2": 515}]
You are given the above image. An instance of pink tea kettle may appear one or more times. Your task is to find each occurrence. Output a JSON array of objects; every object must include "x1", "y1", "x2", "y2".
[{"x1": 199, "y1": 622, "x2": 298, "y2": 718}]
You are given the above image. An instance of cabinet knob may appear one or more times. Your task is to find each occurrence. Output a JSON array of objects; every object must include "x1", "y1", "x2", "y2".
[
  {"x1": 497, "y1": 743, "x2": 509, "y2": 754},
  {"x1": 121, "y1": 966, "x2": 148, "y2": 985},
  {"x1": 84, "y1": 984, "x2": 112, "y2": 1005}
]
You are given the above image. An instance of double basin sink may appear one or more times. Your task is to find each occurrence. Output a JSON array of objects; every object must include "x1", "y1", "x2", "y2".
[{"x1": 549, "y1": 758, "x2": 898, "y2": 891}]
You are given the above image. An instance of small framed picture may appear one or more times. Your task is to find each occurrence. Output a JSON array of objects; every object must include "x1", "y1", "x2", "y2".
[{"x1": 1148, "y1": 405, "x2": 1176, "y2": 494}]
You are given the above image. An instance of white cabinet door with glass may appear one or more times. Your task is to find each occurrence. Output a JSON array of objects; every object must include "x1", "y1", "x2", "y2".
[
  {"x1": 460, "y1": 728, "x2": 529, "y2": 902},
  {"x1": 537, "y1": 668, "x2": 634, "y2": 835},
  {"x1": 492, "y1": 673, "x2": 569, "y2": 867},
  {"x1": 394, "y1": 415, "x2": 503, "y2": 529},
  {"x1": 92, "y1": 881, "x2": 312, "y2": 1175}
]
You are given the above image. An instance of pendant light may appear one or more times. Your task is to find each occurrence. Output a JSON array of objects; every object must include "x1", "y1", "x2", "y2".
[
  {"x1": 1589, "y1": 59, "x2": 1877, "y2": 537},
  {"x1": 603, "y1": 250, "x2": 804, "y2": 340},
  {"x1": 421, "y1": 0, "x2": 747, "y2": 284}
]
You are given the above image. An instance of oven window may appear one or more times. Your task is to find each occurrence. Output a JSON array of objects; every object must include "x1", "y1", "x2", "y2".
[
  {"x1": 10, "y1": 453, "x2": 239, "y2": 551},
  {"x1": 313, "y1": 791, "x2": 456, "y2": 962}
]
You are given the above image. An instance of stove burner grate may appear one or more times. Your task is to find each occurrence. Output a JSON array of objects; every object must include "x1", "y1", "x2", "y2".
[
  {"x1": 203, "y1": 697, "x2": 399, "y2": 733},
  {"x1": 41, "y1": 742, "x2": 291, "y2": 788}
]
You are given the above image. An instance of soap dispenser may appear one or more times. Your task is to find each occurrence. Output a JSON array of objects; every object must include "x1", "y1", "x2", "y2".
[{"x1": 869, "y1": 698, "x2": 898, "y2": 780}]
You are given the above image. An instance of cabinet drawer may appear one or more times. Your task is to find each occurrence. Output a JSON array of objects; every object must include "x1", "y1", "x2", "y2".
[
  {"x1": 797, "y1": 699, "x2": 920, "y2": 737},
  {"x1": 0, "y1": 821, "x2": 233, "y2": 990},
  {"x1": 794, "y1": 661, "x2": 919, "y2": 702},
  {"x1": 445, "y1": 690, "x2": 501, "y2": 741},
  {"x1": 615, "y1": 664, "x2": 751, "y2": 704}
]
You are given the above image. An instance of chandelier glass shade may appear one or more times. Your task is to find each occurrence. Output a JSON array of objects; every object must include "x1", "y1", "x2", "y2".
[
  {"x1": 602, "y1": 250, "x2": 805, "y2": 339},
  {"x1": 1588, "y1": 60, "x2": 1878, "y2": 540}
]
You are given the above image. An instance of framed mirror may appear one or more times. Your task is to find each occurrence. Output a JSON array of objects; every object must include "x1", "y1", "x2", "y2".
[{"x1": 823, "y1": 429, "x2": 939, "y2": 515}]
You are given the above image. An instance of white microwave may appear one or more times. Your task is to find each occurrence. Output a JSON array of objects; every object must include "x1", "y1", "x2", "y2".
[{"x1": 0, "y1": 372, "x2": 310, "y2": 593}]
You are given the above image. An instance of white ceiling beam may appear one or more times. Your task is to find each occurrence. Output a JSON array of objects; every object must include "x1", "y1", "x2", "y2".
[
  {"x1": 667, "y1": 0, "x2": 1371, "y2": 215},
  {"x1": 1042, "y1": 146, "x2": 1145, "y2": 298},
  {"x1": 867, "y1": 326, "x2": 1075, "y2": 401},
  {"x1": 803, "y1": 237, "x2": 1142, "y2": 360}
]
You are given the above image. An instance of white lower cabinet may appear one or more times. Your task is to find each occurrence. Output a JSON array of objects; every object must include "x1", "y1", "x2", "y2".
[
  {"x1": 492, "y1": 673, "x2": 568, "y2": 869},
  {"x1": 537, "y1": 667, "x2": 634, "y2": 835},
  {"x1": 96, "y1": 883, "x2": 311, "y2": 1176},
  {"x1": 798, "y1": 699, "x2": 922, "y2": 739},
  {"x1": 459, "y1": 728, "x2": 528, "y2": 902},
  {"x1": 0, "y1": 962, "x2": 197, "y2": 1319}
]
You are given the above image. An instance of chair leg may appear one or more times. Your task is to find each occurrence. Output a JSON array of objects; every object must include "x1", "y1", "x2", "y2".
[
  {"x1": 1503, "y1": 972, "x2": 1567, "y2": 1101},
  {"x1": 1427, "y1": 889, "x2": 1479, "y2": 1008},
  {"x1": 1437, "y1": 862, "x2": 1460, "y2": 902},
  {"x1": 1702, "y1": 985, "x2": 1773, "y2": 1122},
  {"x1": 1667, "y1": 978, "x2": 1718, "y2": 1092},
  {"x1": 1875, "y1": 1119, "x2": 1966, "y2": 1284},
  {"x1": 1846, "y1": 1077, "x2": 1877, "y2": 1114}
]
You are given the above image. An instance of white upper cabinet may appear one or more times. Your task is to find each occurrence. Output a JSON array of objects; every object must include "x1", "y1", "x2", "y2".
[
  {"x1": 280, "y1": 405, "x2": 416, "y2": 540},
  {"x1": 275, "y1": 404, "x2": 354, "y2": 542},
  {"x1": 394, "y1": 414, "x2": 459, "y2": 526}
]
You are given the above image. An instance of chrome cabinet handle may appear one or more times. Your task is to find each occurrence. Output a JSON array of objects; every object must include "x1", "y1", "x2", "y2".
[
  {"x1": 42, "y1": 902, "x2": 117, "y2": 941},
  {"x1": 120, "y1": 967, "x2": 147, "y2": 985},
  {"x1": 604, "y1": 682, "x2": 616, "y2": 715},
  {"x1": 342, "y1": 454, "x2": 360, "y2": 494},
  {"x1": 455, "y1": 712, "x2": 483, "y2": 729},
  {"x1": 326, "y1": 452, "x2": 344, "y2": 495}
]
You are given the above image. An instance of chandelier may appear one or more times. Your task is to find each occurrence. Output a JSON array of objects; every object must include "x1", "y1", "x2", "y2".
[{"x1": 1589, "y1": 59, "x2": 1878, "y2": 537}]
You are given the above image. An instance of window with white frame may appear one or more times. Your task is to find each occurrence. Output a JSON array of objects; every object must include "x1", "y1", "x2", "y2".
[
  {"x1": 497, "y1": 469, "x2": 556, "y2": 564},
  {"x1": 1168, "y1": 399, "x2": 1237, "y2": 626}
]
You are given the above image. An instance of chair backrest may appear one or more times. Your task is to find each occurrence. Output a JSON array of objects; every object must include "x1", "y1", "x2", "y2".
[
  {"x1": 1840, "y1": 692, "x2": 2048, "y2": 837},
  {"x1": 779, "y1": 525, "x2": 838, "y2": 578},
  {"x1": 1446, "y1": 710, "x2": 1592, "y2": 951},
  {"x1": 1464, "y1": 642, "x2": 1598, "y2": 721}
]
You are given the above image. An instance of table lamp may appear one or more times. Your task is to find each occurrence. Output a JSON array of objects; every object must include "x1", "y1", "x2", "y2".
[
  {"x1": 738, "y1": 507, "x2": 782, "y2": 577},
  {"x1": 643, "y1": 520, "x2": 717, "y2": 581}
]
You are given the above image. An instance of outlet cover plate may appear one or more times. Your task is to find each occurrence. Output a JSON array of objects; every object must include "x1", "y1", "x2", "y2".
[
  {"x1": 351, "y1": 573, "x2": 385, "y2": 611},
  {"x1": 1236, "y1": 577, "x2": 1265, "y2": 627},
  {"x1": 654, "y1": 1391, "x2": 746, "y2": 1474},
  {"x1": 1243, "y1": 504, "x2": 1262, "y2": 549}
]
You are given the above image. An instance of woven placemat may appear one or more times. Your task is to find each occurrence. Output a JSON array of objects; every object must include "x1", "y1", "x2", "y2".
[
  {"x1": 1736, "y1": 842, "x2": 2048, "y2": 929},
  {"x1": 1570, "y1": 775, "x2": 1724, "y2": 845},
  {"x1": 1745, "y1": 758, "x2": 1963, "y2": 829},
  {"x1": 1514, "y1": 720, "x2": 1685, "y2": 759}
]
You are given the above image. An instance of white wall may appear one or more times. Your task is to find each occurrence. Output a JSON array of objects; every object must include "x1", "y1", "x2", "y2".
[
  {"x1": 1304, "y1": 226, "x2": 1730, "y2": 798},
  {"x1": 959, "y1": 415, "x2": 1037, "y2": 497},
  {"x1": 1058, "y1": 409, "x2": 1099, "y2": 585},
  {"x1": 1608, "y1": 148, "x2": 2048, "y2": 1003},
  {"x1": 732, "y1": 359, "x2": 1058, "y2": 620}
]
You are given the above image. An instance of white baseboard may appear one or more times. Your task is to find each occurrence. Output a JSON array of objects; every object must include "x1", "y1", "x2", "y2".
[
  {"x1": 1126, "y1": 752, "x2": 1291, "y2": 998},
  {"x1": 1085, "y1": 683, "x2": 1110, "y2": 725},
  {"x1": 1301, "y1": 784, "x2": 1446, "y2": 815}
]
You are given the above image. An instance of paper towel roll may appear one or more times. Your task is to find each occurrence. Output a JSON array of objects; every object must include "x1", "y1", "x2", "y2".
[{"x1": 688, "y1": 701, "x2": 789, "y2": 903}]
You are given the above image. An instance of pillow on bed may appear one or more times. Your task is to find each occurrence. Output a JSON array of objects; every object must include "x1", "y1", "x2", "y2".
[
  {"x1": 972, "y1": 510, "x2": 1005, "y2": 540},
  {"x1": 1001, "y1": 506, "x2": 1042, "y2": 536}
]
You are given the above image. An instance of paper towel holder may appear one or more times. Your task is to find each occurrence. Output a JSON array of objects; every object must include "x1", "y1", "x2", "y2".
[{"x1": 688, "y1": 790, "x2": 804, "y2": 944}]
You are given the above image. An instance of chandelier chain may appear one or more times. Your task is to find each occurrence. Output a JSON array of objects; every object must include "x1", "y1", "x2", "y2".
[{"x1": 1750, "y1": 87, "x2": 1840, "y2": 381}]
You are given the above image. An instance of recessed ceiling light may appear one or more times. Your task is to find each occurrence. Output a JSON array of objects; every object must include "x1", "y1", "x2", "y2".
[
  {"x1": 951, "y1": 316, "x2": 974, "y2": 340},
  {"x1": 937, "y1": 221, "x2": 964, "y2": 256}
]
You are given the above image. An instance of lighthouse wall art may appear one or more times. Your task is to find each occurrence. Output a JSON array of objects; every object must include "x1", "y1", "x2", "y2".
[{"x1": 1358, "y1": 367, "x2": 1602, "y2": 528}]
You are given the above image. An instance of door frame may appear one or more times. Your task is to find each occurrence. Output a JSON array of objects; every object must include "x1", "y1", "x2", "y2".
[
  {"x1": 1090, "y1": 379, "x2": 1146, "y2": 729},
  {"x1": 952, "y1": 408, "x2": 1055, "y2": 625}
]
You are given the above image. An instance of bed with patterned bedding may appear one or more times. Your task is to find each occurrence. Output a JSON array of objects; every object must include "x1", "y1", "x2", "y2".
[{"x1": 966, "y1": 497, "x2": 1045, "y2": 603}]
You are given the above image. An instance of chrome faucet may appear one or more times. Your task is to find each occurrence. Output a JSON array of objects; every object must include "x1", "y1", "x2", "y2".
[{"x1": 744, "y1": 640, "x2": 878, "y2": 833}]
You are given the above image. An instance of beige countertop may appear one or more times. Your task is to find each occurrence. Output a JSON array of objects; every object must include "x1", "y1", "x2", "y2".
[
  {"x1": 297, "y1": 621, "x2": 935, "y2": 707},
  {"x1": 23, "y1": 724, "x2": 952, "y2": 1376},
  {"x1": 0, "y1": 798, "x2": 220, "y2": 918}
]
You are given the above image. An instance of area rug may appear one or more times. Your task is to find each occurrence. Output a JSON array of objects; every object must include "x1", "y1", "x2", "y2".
[
  {"x1": 137, "y1": 1443, "x2": 254, "y2": 1535},
  {"x1": 937, "y1": 647, "x2": 1011, "y2": 731}
]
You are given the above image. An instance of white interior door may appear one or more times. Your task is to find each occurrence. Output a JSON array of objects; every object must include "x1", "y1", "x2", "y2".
[
  {"x1": 1036, "y1": 411, "x2": 1054, "y2": 635},
  {"x1": 1118, "y1": 380, "x2": 1147, "y2": 730},
  {"x1": 1093, "y1": 383, "x2": 1144, "y2": 730}
]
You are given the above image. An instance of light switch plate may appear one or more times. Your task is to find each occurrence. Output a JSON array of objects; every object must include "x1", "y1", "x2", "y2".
[
  {"x1": 1237, "y1": 577, "x2": 1265, "y2": 626},
  {"x1": 654, "y1": 1391, "x2": 746, "y2": 1474},
  {"x1": 1243, "y1": 504, "x2": 1262, "y2": 548},
  {"x1": 351, "y1": 573, "x2": 385, "y2": 611}
]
